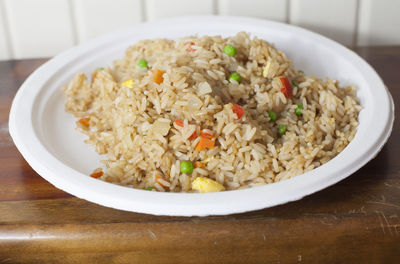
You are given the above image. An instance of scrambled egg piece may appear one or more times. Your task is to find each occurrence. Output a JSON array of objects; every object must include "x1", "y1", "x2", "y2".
[
  {"x1": 192, "y1": 177, "x2": 225, "y2": 193},
  {"x1": 262, "y1": 61, "x2": 271, "y2": 78},
  {"x1": 121, "y1": 79, "x2": 135, "y2": 88}
]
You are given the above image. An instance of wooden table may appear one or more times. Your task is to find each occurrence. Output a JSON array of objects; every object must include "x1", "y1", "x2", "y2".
[{"x1": 0, "y1": 47, "x2": 399, "y2": 263}]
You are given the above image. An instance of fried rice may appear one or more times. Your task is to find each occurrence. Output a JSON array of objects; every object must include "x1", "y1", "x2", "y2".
[{"x1": 63, "y1": 32, "x2": 361, "y2": 192}]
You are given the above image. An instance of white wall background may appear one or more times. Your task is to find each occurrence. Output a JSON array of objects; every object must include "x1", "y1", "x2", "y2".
[{"x1": 0, "y1": 0, "x2": 399, "y2": 60}]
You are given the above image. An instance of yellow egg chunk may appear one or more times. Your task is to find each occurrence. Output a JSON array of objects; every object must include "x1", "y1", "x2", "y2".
[
  {"x1": 262, "y1": 61, "x2": 271, "y2": 78},
  {"x1": 121, "y1": 79, "x2": 135, "y2": 88},
  {"x1": 192, "y1": 177, "x2": 225, "y2": 193}
]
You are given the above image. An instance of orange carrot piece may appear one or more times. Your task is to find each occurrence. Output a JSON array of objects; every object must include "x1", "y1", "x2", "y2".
[
  {"x1": 188, "y1": 131, "x2": 197, "y2": 140},
  {"x1": 200, "y1": 130, "x2": 215, "y2": 139},
  {"x1": 175, "y1": 119, "x2": 197, "y2": 140},
  {"x1": 195, "y1": 136, "x2": 215, "y2": 151},
  {"x1": 90, "y1": 171, "x2": 103, "y2": 178},
  {"x1": 186, "y1": 41, "x2": 196, "y2": 52},
  {"x1": 155, "y1": 174, "x2": 165, "y2": 188},
  {"x1": 279, "y1": 76, "x2": 293, "y2": 99},
  {"x1": 153, "y1": 69, "x2": 165, "y2": 85},
  {"x1": 78, "y1": 117, "x2": 90, "y2": 127},
  {"x1": 91, "y1": 72, "x2": 98, "y2": 84},
  {"x1": 232, "y1": 104, "x2": 244, "y2": 120},
  {"x1": 194, "y1": 161, "x2": 205, "y2": 168},
  {"x1": 175, "y1": 119, "x2": 184, "y2": 127}
]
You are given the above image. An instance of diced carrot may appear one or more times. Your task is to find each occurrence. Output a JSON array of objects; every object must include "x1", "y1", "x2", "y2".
[
  {"x1": 200, "y1": 130, "x2": 215, "y2": 139},
  {"x1": 186, "y1": 41, "x2": 196, "y2": 52},
  {"x1": 188, "y1": 131, "x2": 197, "y2": 140},
  {"x1": 175, "y1": 119, "x2": 197, "y2": 140},
  {"x1": 78, "y1": 117, "x2": 90, "y2": 127},
  {"x1": 175, "y1": 119, "x2": 184, "y2": 127},
  {"x1": 91, "y1": 72, "x2": 98, "y2": 84},
  {"x1": 152, "y1": 69, "x2": 165, "y2": 84},
  {"x1": 91, "y1": 67, "x2": 104, "y2": 84},
  {"x1": 90, "y1": 171, "x2": 103, "y2": 178},
  {"x1": 232, "y1": 104, "x2": 244, "y2": 120},
  {"x1": 279, "y1": 77, "x2": 293, "y2": 99},
  {"x1": 194, "y1": 161, "x2": 205, "y2": 168},
  {"x1": 195, "y1": 136, "x2": 215, "y2": 151},
  {"x1": 155, "y1": 174, "x2": 165, "y2": 188}
]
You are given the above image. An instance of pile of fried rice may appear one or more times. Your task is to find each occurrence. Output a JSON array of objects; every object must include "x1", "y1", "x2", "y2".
[{"x1": 63, "y1": 32, "x2": 361, "y2": 192}]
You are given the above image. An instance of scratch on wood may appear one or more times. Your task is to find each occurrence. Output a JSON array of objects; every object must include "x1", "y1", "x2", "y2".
[
  {"x1": 262, "y1": 234, "x2": 266, "y2": 241},
  {"x1": 388, "y1": 215, "x2": 400, "y2": 235},
  {"x1": 376, "y1": 211, "x2": 400, "y2": 236},
  {"x1": 376, "y1": 211, "x2": 386, "y2": 235},
  {"x1": 0, "y1": 122, "x2": 8, "y2": 133},
  {"x1": 348, "y1": 206, "x2": 367, "y2": 215},
  {"x1": 319, "y1": 215, "x2": 338, "y2": 226},
  {"x1": 384, "y1": 182, "x2": 400, "y2": 189},
  {"x1": 0, "y1": 122, "x2": 12, "y2": 147},
  {"x1": 147, "y1": 229, "x2": 157, "y2": 240},
  {"x1": 320, "y1": 219, "x2": 335, "y2": 226},
  {"x1": 379, "y1": 211, "x2": 393, "y2": 236},
  {"x1": 367, "y1": 201, "x2": 400, "y2": 209}
]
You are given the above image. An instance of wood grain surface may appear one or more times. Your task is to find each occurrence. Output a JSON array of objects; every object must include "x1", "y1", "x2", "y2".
[{"x1": 0, "y1": 47, "x2": 399, "y2": 263}]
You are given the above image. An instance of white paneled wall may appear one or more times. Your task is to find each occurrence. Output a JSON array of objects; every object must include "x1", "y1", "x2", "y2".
[
  {"x1": 290, "y1": 0, "x2": 358, "y2": 46},
  {"x1": 0, "y1": 0, "x2": 10, "y2": 60},
  {"x1": 72, "y1": 0, "x2": 142, "y2": 43},
  {"x1": 358, "y1": 0, "x2": 400, "y2": 45},
  {"x1": 0, "y1": 0, "x2": 400, "y2": 60},
  {"x1": 218, "y1": 0, "x2": 288, "y2": 22},
  {"x1": 4, "y1": 0, "x2": 75, "y2": 59},
  {"x1": 146, "y1": 0, "x2": 214, "y2": 21}
]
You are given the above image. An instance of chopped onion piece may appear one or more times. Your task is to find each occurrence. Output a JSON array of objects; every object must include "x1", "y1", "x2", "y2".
[
  {"x1": 151, "y1": 119, "x2": 171, "y2": 136},
  {"x1": 198, "y1": 81, "x2": 212, "y2": 96},
  {"x1": 187, "y1": 94, "x2": 203, "y2": 110}
]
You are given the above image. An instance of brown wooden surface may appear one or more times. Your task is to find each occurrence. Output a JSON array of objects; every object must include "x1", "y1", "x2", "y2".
[{"x1": 0, "y1": 47, "x2": 399, "y2": 263}]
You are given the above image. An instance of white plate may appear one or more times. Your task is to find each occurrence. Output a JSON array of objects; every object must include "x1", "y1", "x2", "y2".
[{"x1": 9, "y1": 16, "x2": 394, "y2": 216}]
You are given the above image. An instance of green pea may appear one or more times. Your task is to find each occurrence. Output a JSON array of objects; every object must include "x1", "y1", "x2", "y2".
[
  {"x1": 267, "y1": 111, "x2": 277, "y2": 122},
  {"x1": 180, "y1": 161, "x2": 194, "y2": 174},
  {"x1": 298, "y1": 70, "x2": 304, "y2": 74},
  {"x1": 144, "y1": 186, "x2": 153, "y2": 191},
  {"x1": 224, "y1": 45, "x2": 237, "y2": 56},
  {"x1": 292, "y1": 80, "x2": 298, "y2": 87},
  {"x1": 295, "y1": 104, "x2": 304, "y2": 116},
  {"x1": 96, "y1": 67, "x2": 104, "y2": 71},
  {"x1": 279, "y1": 124, "x2": 287, "y2": 136},
  {"x1": 137, "y1": 59, "x2": 148, "y2": 68},
  {"x1": 228, "y1": 72, "x2": 241, "y2": 83}
]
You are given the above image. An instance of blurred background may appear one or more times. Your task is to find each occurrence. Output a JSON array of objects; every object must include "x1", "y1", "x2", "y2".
[{"x1": 0, "y1": 0, "x2": 399, "y2": 61}]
